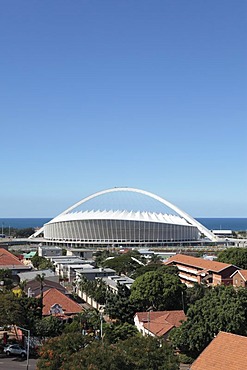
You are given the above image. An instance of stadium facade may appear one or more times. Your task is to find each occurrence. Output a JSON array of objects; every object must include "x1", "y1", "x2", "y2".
[{"x1": 31, "y1": 187, "x2": 217, "y2": 246}]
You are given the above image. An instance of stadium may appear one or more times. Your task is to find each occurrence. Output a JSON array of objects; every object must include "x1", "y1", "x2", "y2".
[{"x1": 32, "y1": 187, "x2": 217, "y2": 246}]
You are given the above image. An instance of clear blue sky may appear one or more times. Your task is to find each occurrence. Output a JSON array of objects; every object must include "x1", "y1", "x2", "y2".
[{"x1": 1, "y1": 0, "x2": 246, "y2": 218}]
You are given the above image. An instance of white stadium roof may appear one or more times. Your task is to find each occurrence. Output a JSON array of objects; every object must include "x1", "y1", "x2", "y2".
[{"x1": 46, "y1": 209, "x2": 192, "y2": 226}]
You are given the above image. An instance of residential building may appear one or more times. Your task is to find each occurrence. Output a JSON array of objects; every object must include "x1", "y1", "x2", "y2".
[
  {"x1": 52, "y1": 257, "x2": 94, "y2": 280},
  {"x1": 165, "y1": 254, "x2": 237, "y2": 287},
  {"x1": 0, "y1": 248, "x2": 31, "y2": 275},
  {"x1": 24, "y1": 278, "x2": 68, "y2": 297},
  {"x1": 134, "y1": 310, "x2": 186, "y2": 340},
  {"x1": 18, "y1": 269, "x2": 59, "y2": 283},
  {"x1": 75, "y1": 267, "x2": 118, "y2": 310},
  {"x1": 65, "y1": 264, "x2": 94, "y2": 282},
  {"x1": 101, "y1": 275, "x2": 134, "y2": 293},
  {"x1": 39, "y1": 288, "x2": 82, "y2": 318},
  {"x1": 38, "y1": 246, "x2": 63, "y2": 257},
  {"x1": 66, "y1": 248, "x2": 94, "y2": 259},
  {"x1": 190, "y1": 331, "x2": 247, "y2": 370},
  {"x1": 231, "y1": 270, "x2": 247, "y2": 288},
  {"x1": 75, "y1": 267, "x2": 116, "y2": 281}
]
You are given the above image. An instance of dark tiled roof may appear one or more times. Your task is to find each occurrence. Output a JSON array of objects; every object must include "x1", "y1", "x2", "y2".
[{"x1": 25, "y1": 279, "x2": 67, "y2": 296}]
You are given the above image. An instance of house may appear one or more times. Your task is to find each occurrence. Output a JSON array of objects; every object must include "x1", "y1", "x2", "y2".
[
  {"x1": 66, "y1": 248, "x2": 94, "y2": 259},
  {"x1": 134, "y1": 310, "x2": 186, "y2": 340},
  {"x1": 39, "y1": 288, "x2": 82, "y2": 318},
  {"x1": 75, "y1": 267, "x2": 116, "y2": 282},
  {"x1": 65, "y1": 264, "x2": 95, "y2": 282},
  {"x1": 22, "y1": 251, "x2": 37, "y2": 266},
  {"x1": 101, "y1": 275, "x2": 134, "y2": 293},
  {"x1": 51, "y1": 257, "x2": 94, "y2": 280},
  {"x1": 231, "y1": 270, "x2": 247, "y2": 288},
  {"x1": 190, "y1": 331, "x2": 247, "y2": 370},
  {"x1": 18, "y1": 269, "x2": 59, "y2": 283},
  {"x1": 165, "y1": 254, "x2": 237, "y2": 287},
  {"x1": 38, "y1": 246, "x2": 63, "y2": 257},
  {"x1": 24, "y1": 278, "x2": 68, "y2": 297},
  {"x1": 0, "y1": 248, "x2": 32, "y2": 275}
]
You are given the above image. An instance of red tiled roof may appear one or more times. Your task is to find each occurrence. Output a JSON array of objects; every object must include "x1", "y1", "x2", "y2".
[
  {"x1": 136, "y1": 310, "x2": 186, "y2": 337},
  {"x1": 0, "y1": 248, "x2": 24, "y2": 267},
  {"x1": 231, "y1": 270, "x2": 247, "y2": 281},
  {"x1": 165, "y1": 254, "x2": 233, "y2": 273},
  {"x1": 191, "y1": 331, "x2": 247, "y2": 370},
  {"x1": 38, "y1": 288, "x2": 82, "y2": 316}
]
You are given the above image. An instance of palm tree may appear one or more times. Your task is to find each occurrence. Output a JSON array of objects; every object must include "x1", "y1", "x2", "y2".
[
  {"x1": 18, "y1": 279, "x2": 27, "y2": 297},
  {"x1": 35, "y1": 273, "x2": 46, "y2": 316}
]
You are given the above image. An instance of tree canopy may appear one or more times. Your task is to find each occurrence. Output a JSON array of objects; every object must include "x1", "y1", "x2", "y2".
[
  {"x1": 130, "y1": 270, "x2": 186, "y2": 311},
  {"x1": 0, "y1": 293, "x2": 42, "y2": 332},
  {"x1": 105, "y1": 283, "x2": 137, "y2": 323},
  {"x1": 0, "y1": 269, "x2": 14, "y2": 291},
  {"x1": 217, "y1": 247, "x2": 247, "y2": 269},
  {"x1": 37, "y1": 333, "x2": 179, "y2": 370},
  {"x1": 102, "y1": 250, "x2": 145, "y2": 276},
  {"x1": 31, "y1": 254, "x2": 54, "y2": 270},
  {"x1": 170, "y1": 285, "x2": 247, "y2": 357}
]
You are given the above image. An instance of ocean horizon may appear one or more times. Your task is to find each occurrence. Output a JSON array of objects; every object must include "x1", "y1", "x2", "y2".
[{"x1": 0, "y1": 218, "x2": 246, "y2": 231}]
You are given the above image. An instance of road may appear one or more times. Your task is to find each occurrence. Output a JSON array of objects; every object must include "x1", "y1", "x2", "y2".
[{"x1": 0, "y1": 357, "x2": 37, "y2": 369}]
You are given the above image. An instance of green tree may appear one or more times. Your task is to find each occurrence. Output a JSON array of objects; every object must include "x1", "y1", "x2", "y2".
[
  {"x1": 132, "y1": 264, "x2": 178, "y2": 279},
  {"x1": 185, "y1": 282, "x2": 207, "y2": 310},
  {"x1": 103, "y1": 322, "x2": 139, "y2": 343},
  {"x1": 94, "y1": 250, "x2": 117, "y2": 267},
  {"x1": 0, "y1": 269, "x2": 14, "y2": 291},
  {"x1": 34, "y1": 316, "x2": 63, "y2": 339},
  {"x1": 18, "y1": 279, "x2": 28, "y2": 297},
  {"x1": 37, "y1": 334, "x2": 179, "y2": 370},
  {"x1": 0, "y1": 293, "x2": 41, "y2": 332},
  {"x1": 130, "y1": 270, "x2": 186, "y2": 311},
  {"x1": 0, "y1": 293, "x2": 24, "y2": 327},
  {"x1": 102, "y1": 250, "x2": 145, "y2": 276},
  {"x1": 217, "y1": 248, "x2": 247, "y2": 269},
  {"x1": 105, "y1": 283, "x2": 137, "y2": 323},
  {"x1": 170, "y1": 285, "x2": 247, "y2": 357},
  {"x1": 78, "y1": 276, "x2": 108, "y2": 305},
  {"x1": 37, "y1": 332, "x2": 93, "y2": 370},
  {"x1": 31, "y1": 254, "x2": 53, "y2": 270},
  {"x1": 18, "y1": 296, "x2": 42, "y2": 331},
  {"x1": 35, "y1": 273, "x2": 46, "y2": 316}
]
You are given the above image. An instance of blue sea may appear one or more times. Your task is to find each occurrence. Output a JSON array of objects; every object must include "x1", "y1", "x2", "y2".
[{"x1": 0, "y1": 218, "x2": 247, "y2": 231}]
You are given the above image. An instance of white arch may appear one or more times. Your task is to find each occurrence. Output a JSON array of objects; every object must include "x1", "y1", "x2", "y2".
[{"x1": 31, "y1": 187, "x2": 217, "y2": 241}]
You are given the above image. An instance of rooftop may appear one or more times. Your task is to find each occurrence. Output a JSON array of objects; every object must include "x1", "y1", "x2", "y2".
[
  {"x1": 18, "y1": 269, "x2": 56, "y2": 281},
  {"x1": 39, "y1": 288, "x2": 82, "y2": 316},
  {"x1": 75, "y1": 267, "x2": 116, "y2": 274},
  {"x1": 25, "y1": 279, "x2": 67, "y2": 296},
  {"x1": 231, "y1": 269, "x2": 247, "y2": 281},
  {"x1": 48, "y1": 209, "x2": 192, "y2": 226},
  {"x1": 191, "y1": 331, "x2": 247, "y2": 370},
  {"x1": 165, "y1": 254, "x2": 234, "y2": 273},
  {"x1": 0, "y1": 248, "x2": 26, "y2": 267},
  {"x1": 136, "y1": 310, "x2": 186, "y2": 337}
]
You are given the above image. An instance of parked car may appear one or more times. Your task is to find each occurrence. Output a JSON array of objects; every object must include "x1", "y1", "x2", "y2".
[{"x1": 4, "y1": 344, "x2": 27, "y2": 358}]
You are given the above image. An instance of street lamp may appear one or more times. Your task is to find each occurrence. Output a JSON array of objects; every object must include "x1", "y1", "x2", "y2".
[{"x1": 16, "y1": 326, "x2": 30, "y2": 370}]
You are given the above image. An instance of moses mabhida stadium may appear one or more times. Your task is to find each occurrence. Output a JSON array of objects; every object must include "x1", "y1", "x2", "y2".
[{"x1": 30, "y1": 187, "x2": 218, "y2": 247}]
